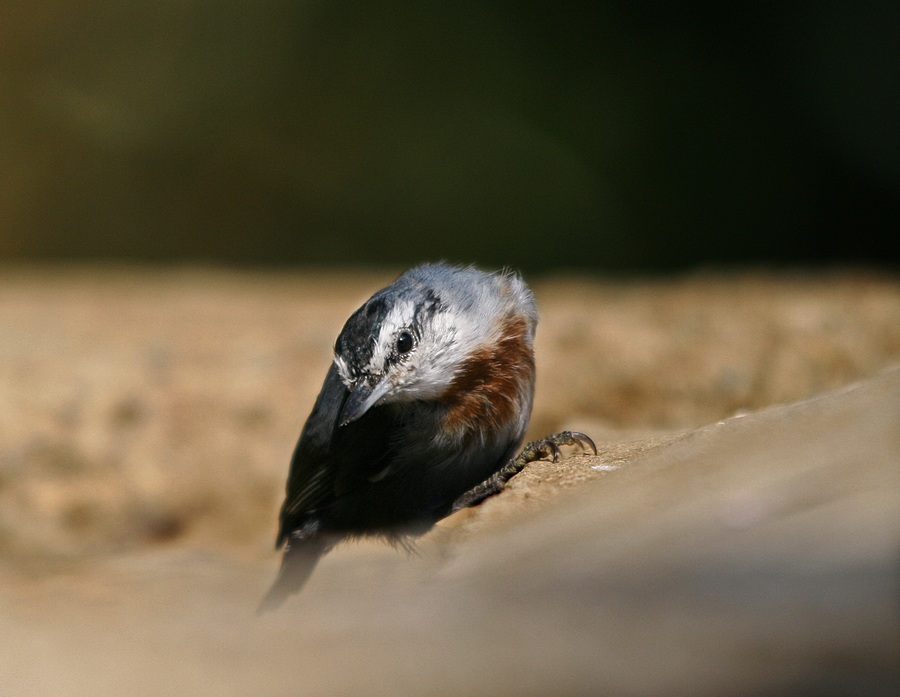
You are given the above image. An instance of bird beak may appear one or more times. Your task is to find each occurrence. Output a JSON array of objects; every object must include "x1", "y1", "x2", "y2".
[{"x1": 339, "y1": 376, "x2": 391, "y2": 426}]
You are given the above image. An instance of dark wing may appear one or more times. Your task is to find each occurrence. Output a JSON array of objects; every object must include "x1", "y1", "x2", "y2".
[{"x1": 276, "y1": 363, "x2": 394, "y2": 546}]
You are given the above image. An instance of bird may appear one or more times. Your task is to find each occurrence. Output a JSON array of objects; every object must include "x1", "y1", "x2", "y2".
[{"x1": 260, "y1": 262, "x2": 595, "y2": 610}]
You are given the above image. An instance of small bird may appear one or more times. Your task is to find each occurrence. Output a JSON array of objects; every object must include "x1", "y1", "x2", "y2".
[{"x1": 261, "y1": 262, "x2": 594, "y2": 610}]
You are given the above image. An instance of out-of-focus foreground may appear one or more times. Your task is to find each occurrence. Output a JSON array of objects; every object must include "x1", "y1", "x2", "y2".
[{"x1": 1, "y1": 266, "x2": 898, "y2": 696}]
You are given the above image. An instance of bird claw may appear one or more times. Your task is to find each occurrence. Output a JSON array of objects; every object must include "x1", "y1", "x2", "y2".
[
  {"x1": 448, "y1": 430, "x2": 597, "y2": 513},
  {"x1": 563, "y1": 430, "x2": 598, "y2": 456},
  {"x1": 527, "y1": 430, "x2": 597, "y2": 463},
  {"x1": 542, "y1": 439, "x2": 562, "y2": 462}
]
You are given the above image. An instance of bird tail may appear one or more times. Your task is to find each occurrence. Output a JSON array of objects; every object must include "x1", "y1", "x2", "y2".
[{"x1": 258, "y1": 534, "x2": 331, "y2": 613}]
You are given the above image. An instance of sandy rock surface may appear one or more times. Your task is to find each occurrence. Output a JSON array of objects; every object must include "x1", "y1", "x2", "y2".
[{"x1": 0, "y1": 266, "x2": 898, "y2": 695}]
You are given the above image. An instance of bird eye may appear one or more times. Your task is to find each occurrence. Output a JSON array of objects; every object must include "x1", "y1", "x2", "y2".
[{"x1": 396, "y1": 331, "x2": 414, "y2": 355}]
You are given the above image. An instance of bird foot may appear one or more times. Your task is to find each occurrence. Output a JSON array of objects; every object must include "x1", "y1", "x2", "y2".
[{"x1": 449, "y1": 431, "x2": 596, "y2": 513}]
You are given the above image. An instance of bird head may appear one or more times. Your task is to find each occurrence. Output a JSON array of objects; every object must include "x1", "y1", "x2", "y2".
[{"x1": 332, "y1": 263, "x2": 537, "y2": 428}]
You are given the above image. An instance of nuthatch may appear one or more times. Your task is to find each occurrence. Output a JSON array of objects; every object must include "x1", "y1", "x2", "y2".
[{"x1": 261, "y1": 263, "x2": 594, "y2": 610}]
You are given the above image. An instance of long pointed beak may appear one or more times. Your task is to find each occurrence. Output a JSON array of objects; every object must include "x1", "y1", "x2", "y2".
[{"x1": 339, "y1": 377, "x2": 391, "y2": 426}]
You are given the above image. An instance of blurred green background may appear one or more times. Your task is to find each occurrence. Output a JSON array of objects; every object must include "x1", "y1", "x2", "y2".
[{"x1": 1, "y1": 1, "x2": 897, "y2": 274}]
